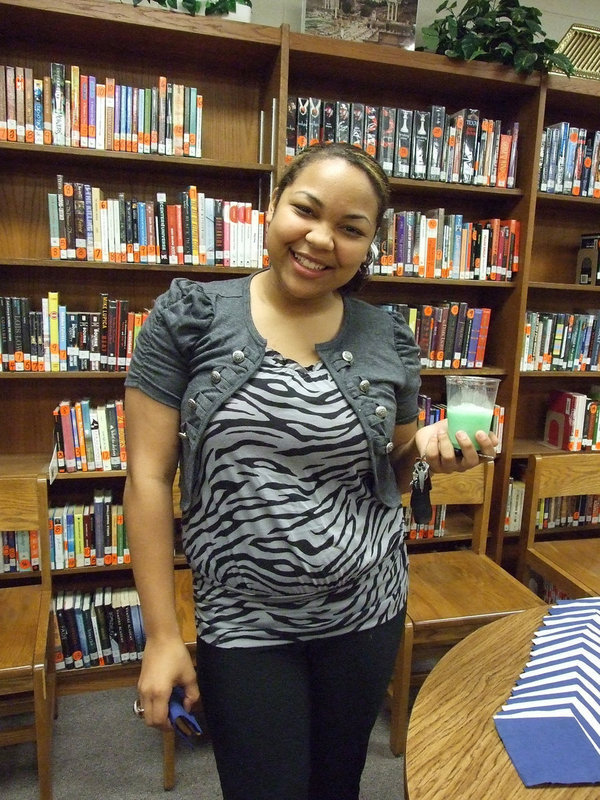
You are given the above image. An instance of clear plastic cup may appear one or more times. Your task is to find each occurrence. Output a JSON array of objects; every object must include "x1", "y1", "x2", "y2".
[{"x1": 445, "y1": 375, "x2": 500, "y2": 451}]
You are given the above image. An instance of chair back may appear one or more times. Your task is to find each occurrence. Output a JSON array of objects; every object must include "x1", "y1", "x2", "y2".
[
  {"x1": 520, "y1": 452, "x2": 600, "y2": 553},
  {"x1": 0, "y1": 471, "x2": 50, "y2": 589},
  {"x1": 402, "y1": 460, "x2": 493, "y2": 555}
]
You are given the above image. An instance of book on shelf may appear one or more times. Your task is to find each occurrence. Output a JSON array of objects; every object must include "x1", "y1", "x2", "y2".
[
  {"x1": 543, "y1": 390, "x2": 588, "y2": 451},
  {"x1": 1, "y1": 61, "x2": 204, "y2": 156},
  {"x1": 0, "y1": 65, "x2": 6, "y2": 141},
  {"x1": 410, "y1": 109, "x2": 429, "y2": 180},
  {"x1": 51, "y1": 585, "x2": 145, "y2": 671},
  {"x1": 1, "y1": 530, "x2": 40, "y2": 574},
  {"x1": 46, "y1": 175, "x2": 267, "y2": 270},
  {"x1": 364, "y1": 208, "x2": 519, "y2": 280},
  {"x1": 427, "y1": 104, "x2": 445, "y2": 182},
  {"x1": 350, "y1": 102, "x2": 365, "y2": 149},
  {"x1": 363, "y1": 104, "x2": 379, "y2": 158}
]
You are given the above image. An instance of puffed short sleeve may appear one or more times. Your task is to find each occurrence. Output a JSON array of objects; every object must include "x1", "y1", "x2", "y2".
[
  {"x1": 125, "y1": 278, "x2": 214, "y2": 409},
  {"x1": 390, "y1": 310, "x2": 421, "y2": 424}
]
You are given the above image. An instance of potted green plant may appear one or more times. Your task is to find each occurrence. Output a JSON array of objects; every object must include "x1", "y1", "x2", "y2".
[
  {"x1": 131, "y1": 0, "x2": 252, "y2": 18},
  {"x1": 132, "y1": 0, "x2": 203, "y2": 15},
  {"x1": 205, "y1": 0, "x2": 252, "y2": 21},
  {"x1": 420, "y1": 0, "x2": 574, "y2": 76}
]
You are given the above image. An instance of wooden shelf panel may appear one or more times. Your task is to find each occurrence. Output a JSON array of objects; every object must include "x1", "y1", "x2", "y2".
[
  {"x1": 0, "y1": 140, "x2": 273, "y2": 173},
  {"x1": 57, "y1": 659, "x2": 140, "y2": 695},
  {"x1": 511, "y1": 439, "x2": 570, "y2": 459}
]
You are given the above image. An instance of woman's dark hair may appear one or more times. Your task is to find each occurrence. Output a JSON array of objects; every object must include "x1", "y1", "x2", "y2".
[{"x1": 272, "y1": 142, "x2": 391, "y2": 293}]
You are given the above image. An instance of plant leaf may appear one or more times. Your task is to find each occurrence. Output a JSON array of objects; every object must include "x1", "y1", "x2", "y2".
[
  {"x1": 514, "y1": 49, "x2": 538, "y2": 73},
  {"x1": 421, "y1": 26, "x2": 441, "y2": 52},
  {"x1": 548, "y1": 52, "x2": 575, "y2": 77}
]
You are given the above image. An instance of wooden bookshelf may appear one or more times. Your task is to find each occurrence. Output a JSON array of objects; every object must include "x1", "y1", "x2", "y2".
[{"x1": 2, "y1": 0, "x2": 600, "y2": 687}]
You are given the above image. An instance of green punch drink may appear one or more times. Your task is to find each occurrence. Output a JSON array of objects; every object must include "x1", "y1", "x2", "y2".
[{"x1": 445, "y1": 376, "x2": 500, "y2": 451}]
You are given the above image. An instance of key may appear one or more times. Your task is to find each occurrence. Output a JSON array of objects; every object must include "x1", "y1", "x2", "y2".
[{"x1": 410, "y1": 457, "x2": 432, "y2": 525}]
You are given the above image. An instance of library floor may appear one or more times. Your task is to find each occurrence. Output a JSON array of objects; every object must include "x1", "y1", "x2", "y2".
[{"x1": 0, "y1": 687, "x2": 405, "y2": 800}]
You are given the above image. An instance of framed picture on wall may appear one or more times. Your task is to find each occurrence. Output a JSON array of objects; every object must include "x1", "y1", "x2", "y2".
[{"x1": 301, "y1": 0, "x2": 418, "y2": 50}]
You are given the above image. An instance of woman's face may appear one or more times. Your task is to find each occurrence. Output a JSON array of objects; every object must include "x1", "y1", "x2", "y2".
[{"x1": 265, "y1": 157, "x2": 378, "y2": 302}]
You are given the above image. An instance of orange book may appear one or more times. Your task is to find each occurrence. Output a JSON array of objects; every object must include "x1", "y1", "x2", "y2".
[
  {"x1": 495, "y1": 132, "x2": 512, "y2": 188},
  {"x1": 115, "y1": 398, "x2": 127, "y2": 469},
  {"x1": 0, "y1": 65, "x2": 6, "y2": 141},
  {"x1": 172, "y1": 83, "x2": 184, "y2": 157},
  {"x1": 29, "y1": 530, "x2": 40, "y2": 571},
  {"x1": 79, "y1": 74, "x2": 88, "y2": 147},
  {"x1": 474, "y1": 307, "x2": 491, "y2": 368},
  {"x1": 43, "y1": 75, "x2": 52, "y2": 145},
  {"x1": 425, "y1": 217, "x2": 437, "y2": 279},
  {"x1": 105, "y1": 76, "x2": 115, "y2": 151},
  {"x1": 74, "y1": 401, "x2": 88, "y2": 471}
]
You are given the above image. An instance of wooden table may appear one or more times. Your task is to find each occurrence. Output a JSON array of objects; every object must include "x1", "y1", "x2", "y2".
[{"x1": 405, "y1": 606, "x2": 600, "y2": 800}]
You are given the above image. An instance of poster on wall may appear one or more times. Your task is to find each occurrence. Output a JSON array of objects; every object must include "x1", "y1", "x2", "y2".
[{"x1": 302, "y1": 0, "x2": 418, "y2": 50}]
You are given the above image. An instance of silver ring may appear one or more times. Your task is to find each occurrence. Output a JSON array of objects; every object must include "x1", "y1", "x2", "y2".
[
  {"x1": 133, "y1": 698, "x2": 145, "y2": 719},
  {"x1": 478, "y1": 453, "x2": 496, "y2": 461}
]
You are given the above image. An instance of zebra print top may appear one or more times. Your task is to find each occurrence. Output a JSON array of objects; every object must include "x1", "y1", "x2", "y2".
[{"x1": 183, "y1": 349, "x2": 408, "y2": 647}]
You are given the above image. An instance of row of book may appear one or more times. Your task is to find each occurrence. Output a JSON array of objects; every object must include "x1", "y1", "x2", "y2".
[
  {"x1": 53, "y1": 587, "x2": 145, "y2": 671},
  {"x1": 0, "y1": 293, "x2": 146, "y2": 373},
  {"x1": 1, "y1": 530, "x2": 41, "y2": 573},
  {"x1": 287, "y1": 96, "x2": 519, "y2": 188},
  {"x1": 372, "y1": 207, "x2": 520, "y2": 280},
  {"x1": 504, "y1": 473, "x2": 600, "y2": 534},
  {"x1": 48, "y1": 176, "x2": 267, "y2": 268},
  {"x1": 402, "y1": 503, "x2": 447, "y2": 540},
  {"x1": 538, "y1": 121, "x2": 600, "y2": 198},
  {"x1": 1, "y1": 63, "x2": 203, "y2": 157},
  {"x1": 384, "y1": 302, "x2": 492, "y2": 370},
  {"x1": 49, "y1": 493, "x2": 128, "y2": 571},
  {"x1": 520, "y1": 310, "x2": 600, "y2": 373},
  {"x1": 54, "y1": 397, "x2": 126, "y2": 474},
  {"x1": 535, "y1": 493, "x2": 600, "y2": 531},
  {"x1": 544, "y1": 388, "x2": 600, "y2": 452}
]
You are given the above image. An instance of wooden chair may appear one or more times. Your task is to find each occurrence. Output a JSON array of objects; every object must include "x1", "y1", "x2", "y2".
[
  {"x1": 516, "y1": 452, "x2": 600, "y2": 598},
  {"x1": 388, "y1": 460, "x2": 545, "y2": 756},
  {"x1": 0, "y1": 465, "x2": 56, "y2": 800}
]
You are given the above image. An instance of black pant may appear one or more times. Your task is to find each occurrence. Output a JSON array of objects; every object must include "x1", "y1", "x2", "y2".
[{"x1": 195, "y1": 608, "x2": 405, "y2": 800}]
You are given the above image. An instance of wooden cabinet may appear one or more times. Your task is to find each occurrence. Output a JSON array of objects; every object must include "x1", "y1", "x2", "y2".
[{"x1": 2, "y1": 0, "x2": 599, "y2": 686}]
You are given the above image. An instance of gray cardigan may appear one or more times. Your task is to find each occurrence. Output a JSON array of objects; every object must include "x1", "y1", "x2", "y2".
[{"x1": 125, "y1": 275, "x2": 421, "y2": 510}]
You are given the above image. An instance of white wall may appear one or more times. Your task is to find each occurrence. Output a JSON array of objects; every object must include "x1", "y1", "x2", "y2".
[{"x1": 251, "y1": 0, "x2": 600, "y2": 48}]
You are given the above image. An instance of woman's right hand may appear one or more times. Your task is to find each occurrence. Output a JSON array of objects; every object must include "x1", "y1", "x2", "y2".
[{"x1": 136, "y1": 635, "x2": 200, "y2": 730}]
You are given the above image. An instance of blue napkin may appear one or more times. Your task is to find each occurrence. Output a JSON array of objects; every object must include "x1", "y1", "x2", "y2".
[
  {"x1": 493, "y1": 598, "x2": 600, "y2": 786},
  {"x1": 168, "y1": 686, "x2": 203, "y2": 746}
]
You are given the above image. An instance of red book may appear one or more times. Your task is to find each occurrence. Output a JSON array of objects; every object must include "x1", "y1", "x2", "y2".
[
  {"x1": 543, "y1": 390, "x2": 587, "y2": 452},
  {"x1": 166, "y1": 203, "x2": 179, "y2": 265},
  {"x1": 59, "y1": 400, "x2": 77, "y2": 472},
  {"x1": 495, "y1": 133, "x2": 512, "y2": 189}
]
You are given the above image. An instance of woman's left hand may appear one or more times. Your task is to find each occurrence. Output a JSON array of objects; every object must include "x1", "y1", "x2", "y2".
[{"x1": 414, "y1": 419, "x2": 498, "y2": 474}]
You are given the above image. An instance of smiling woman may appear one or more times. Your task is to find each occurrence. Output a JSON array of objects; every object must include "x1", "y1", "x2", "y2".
[{"x1": 123, "y1": 140, "x2": 498, "y2": 800}]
